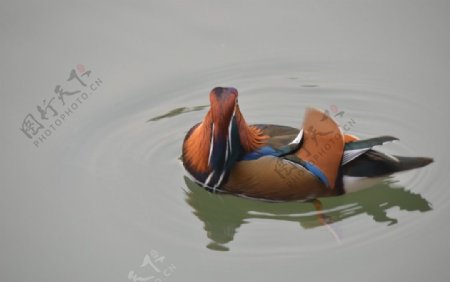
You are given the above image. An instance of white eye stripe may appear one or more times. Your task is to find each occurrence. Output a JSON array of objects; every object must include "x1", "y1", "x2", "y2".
[
  {"x1": 227, "y1": 111, "x2": 236, "y2": 154},
  {"x1": 205, "y1": 109, "x2": 237, "y2": 191},
  {"x1": 204, "y1": 170, "x2": 215, "y2": 187},
  {"x1": 213, "y1": 170, "x2": 226, "y2": 192},
  {"x1": 224, "y1": 142, "x2": 229, "y2": 166},
  {"x1": 207, "y1": 123, "x2": 214, "y2": 166}
]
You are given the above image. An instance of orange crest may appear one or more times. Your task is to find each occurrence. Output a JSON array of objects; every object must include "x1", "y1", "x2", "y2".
[
  {"x1": 235, "y1": 105, "x2": 268, "y2": 152},
  {"x1": 182, "y1": 111, "x2": 213, "y2": 173}
]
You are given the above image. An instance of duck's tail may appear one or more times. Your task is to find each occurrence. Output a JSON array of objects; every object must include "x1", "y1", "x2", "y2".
[
  {"x1": 390, "y1": 155, "x2": 434, "y2": 171},
  {"x1": 332, "y1": 136, "x2": 433, "y2": 194},
  {"x1": 342, "y1": 150, "x2": 433, "y2": 177},
  {"x1": 340, "y1": 134, "x2": 433, "y2": 177},
  {"x1": 340, "y1": 150, "x2": 433, "y2": 194}
]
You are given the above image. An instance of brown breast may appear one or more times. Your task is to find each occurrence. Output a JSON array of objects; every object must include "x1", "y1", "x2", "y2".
[{"x1": 223, "y1": 156, "x2": 337, "y2": 201}]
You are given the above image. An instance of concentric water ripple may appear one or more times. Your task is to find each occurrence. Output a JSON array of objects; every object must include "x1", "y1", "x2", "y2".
[{"x1": 62, "y1": 61, "x2": 445, "y2": 255}]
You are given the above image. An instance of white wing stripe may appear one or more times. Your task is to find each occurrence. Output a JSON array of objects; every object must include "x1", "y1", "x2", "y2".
[
  {"x1": 342, "y1": 148, "x2": 370, "y2": 165},
  {"x1": 289, "y1": 129, "x2": 303, "y2": 145}
]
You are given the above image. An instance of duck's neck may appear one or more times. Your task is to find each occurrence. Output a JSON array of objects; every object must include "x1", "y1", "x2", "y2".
[{"x1": 182, "y1": 107, "x2": 266, "y2": 189}]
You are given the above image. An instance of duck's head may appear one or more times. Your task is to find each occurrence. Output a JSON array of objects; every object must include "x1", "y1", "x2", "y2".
[{"x1": 182, "y1": 87, "x2": 266, "y2": 189}]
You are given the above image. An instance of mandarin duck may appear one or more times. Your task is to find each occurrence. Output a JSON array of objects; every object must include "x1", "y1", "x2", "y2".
[{"x1": 182, "y1": 87, "x2": 433, "y2": 201}]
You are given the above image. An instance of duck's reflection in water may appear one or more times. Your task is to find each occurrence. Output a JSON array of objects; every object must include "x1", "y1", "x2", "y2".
[{"x1": 183, "y1": 177, "x2": 431, "y2": 251}]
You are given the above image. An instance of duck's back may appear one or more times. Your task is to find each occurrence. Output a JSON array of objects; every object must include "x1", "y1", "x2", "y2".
[{"x1": 223, "y1": 124, "x2": 338, "y2": 201}]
